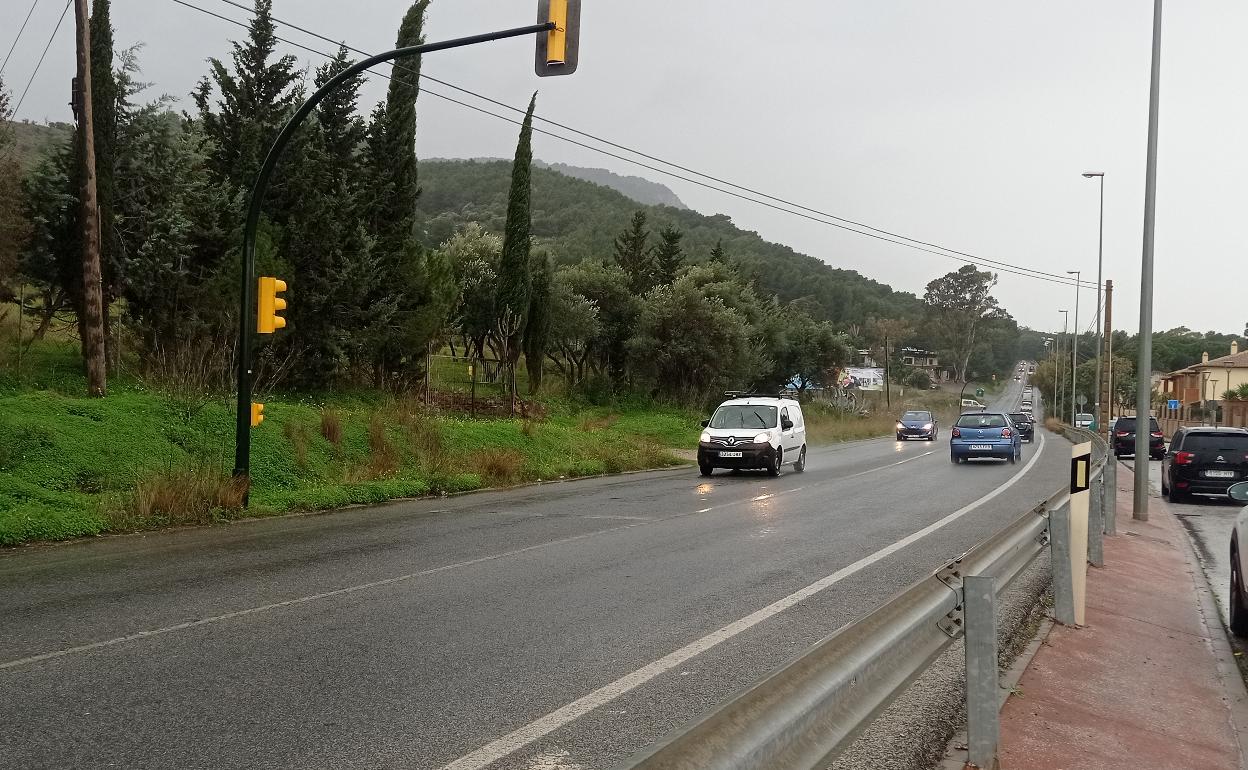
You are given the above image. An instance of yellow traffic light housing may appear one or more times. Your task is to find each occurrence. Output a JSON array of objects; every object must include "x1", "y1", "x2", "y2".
[
  {"x1": 257, "y1": 276, "x2": 287, "y2": 334},
  {"x1": 251, "y1": 402, "x2": 265, "y2": 427},
  {"x1": 536, "y1": 0, "x2": 580, "y2": 76}
]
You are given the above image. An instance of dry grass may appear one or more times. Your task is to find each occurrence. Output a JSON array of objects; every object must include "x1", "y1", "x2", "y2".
[
  {"x1": 1044, "y1": 416, "x2": 1064, "y2": 432},
  {"x1": 362, "y1": 413, "x2": 399, "y2": 479},
  {"x1": 109, "y1": 466, "x2": 247, "y2": 530},
  {"x1": 473, "y1": 448, "x2": 526, "y2": 486},
  {"x1": 578, "y1": 413, "x2": 620, "y2": 432},
  {"x1": 396, "y1": 409, "x2": 452, "y2": 475},
  {"x1": 283, "y1": 421, "x2": 310, "y2": 469},
  {"x1": 804, "y1": 413, "x2": 899, "y2": 445},
  {"x1": 320, "y1": 408, "x2": 343, "y2": 447}
]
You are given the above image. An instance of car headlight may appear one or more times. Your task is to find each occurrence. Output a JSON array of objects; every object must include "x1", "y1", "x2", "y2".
[
  {"x1": 754, "y1": 432, "x2": 771, "y2": 444},
  {"x1": 700, "y1": 432, "x2": 711, "y2": 443},
  {"x1": 896, "y1": 422, "x2": 904, "y2": 430},
  {"x1": 923, "y1": 423, "x2": 933, "y2": 430}
]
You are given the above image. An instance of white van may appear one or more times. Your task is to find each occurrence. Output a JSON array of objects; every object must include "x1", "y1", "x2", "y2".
[
  {"x1": 698, "y1": 395, "x2": 806, "y2": 477},
  {"x1": 961, "y1": 399, "x2": 986, "y2": 411}
]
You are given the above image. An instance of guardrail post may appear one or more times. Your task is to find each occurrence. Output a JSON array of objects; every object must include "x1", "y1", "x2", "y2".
[
  {"x1": 1049, "y1": 502, "x2": 1076, "y2": 625},
  {"x1": 1104, "y1": 459, "x2": 1118, "y2": 536},
  {"x1": 964, "y1": 575, "x2": 1000, "y2": 770},
  {"x1": 1088, "y1": 471, "x2": 1105, "y2": 568}
]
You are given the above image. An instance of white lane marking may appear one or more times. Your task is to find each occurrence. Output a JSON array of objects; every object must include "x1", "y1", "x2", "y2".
[
  {"x1": 0, "y1": 449, "x2": 937, "y2": 672},
  {"x1": 438, "y1": 436, "x2": 1046, "y2": 770}
]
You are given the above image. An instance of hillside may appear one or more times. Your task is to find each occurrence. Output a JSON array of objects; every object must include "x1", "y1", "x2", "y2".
[
  {"x1": 6, "y1": 120, "x2": 72, "y2": 171},
  {"x1": 535, "y1": 161, "x2": 688, "y2": 209},
  {"x1": 415, "y1": 159, "x2": 922, "y2": 325}
]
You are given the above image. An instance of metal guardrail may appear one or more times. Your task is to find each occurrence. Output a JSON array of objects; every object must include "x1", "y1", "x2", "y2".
[{"x1": 623, "y1": 427, "x2": 1113, "y2": 770}]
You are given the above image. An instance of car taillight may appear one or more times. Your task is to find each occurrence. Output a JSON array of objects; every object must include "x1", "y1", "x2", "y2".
[
  {"x1": 1115, "y1": 431, "x2": 1129, "y2": 437},
  {"x1": 952, "y1": 427, "x2": 961, "y2": 438},
  {"x1": 1001, "y1": 428, "x2": 1012, "y2": 438},
  {"x1": 1174, "y1": 451, "x2": 1195, "y2": 465},
  {"x1": 1151, "y1": 431, "x2": 1163, "y2": 438}
]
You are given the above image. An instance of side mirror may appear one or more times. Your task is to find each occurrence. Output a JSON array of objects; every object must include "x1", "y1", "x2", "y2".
[
  {"x1": 781, "y1": 417, "x2": 794, "y2": 430},
  {"x1": 700, "y1": 419, "x2": 709, "y2": 428},
  {"x1": 1231, "y1": 482, "x2": 1248, "y2": 503}
]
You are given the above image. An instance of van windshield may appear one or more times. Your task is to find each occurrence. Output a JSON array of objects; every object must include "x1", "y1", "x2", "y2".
[{"x1": 709, "y1": 405, "x2": 778, "y2": 429}]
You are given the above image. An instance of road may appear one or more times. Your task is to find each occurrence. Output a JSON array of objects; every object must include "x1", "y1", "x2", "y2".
[{"x1": 0, "y1": 375, "x2": 1067, "y2": 770}]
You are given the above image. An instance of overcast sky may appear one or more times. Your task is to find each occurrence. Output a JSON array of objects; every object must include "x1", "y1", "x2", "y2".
[{"x1": 5, "y1": 0, "x2": 1245, "y2": 337}]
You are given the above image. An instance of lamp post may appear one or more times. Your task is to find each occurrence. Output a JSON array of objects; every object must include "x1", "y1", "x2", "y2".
[
  {"x1": 1083, "y1": 172, "x2": 1106, "y2": 429},
  {"x1": 1067, "y1": 271, "x2": 1081, "y2": 425},
  {"x1": 1226, "y1": 359, "x2": 1236, "y2": 425},
  {"x1": 1058, "y1": 310, "x2": 1069, "y2": 421}
]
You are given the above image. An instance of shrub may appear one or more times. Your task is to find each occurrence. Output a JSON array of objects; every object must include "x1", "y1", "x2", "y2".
[
  {"x1": 473, "y1": 448, "x2": 525, "y2": 486},
  {"x1": 320, "y1": 408, "x2": 343, "y2": 446},
  {"x1": 110, "y1": 466, "x2": 247, "y2": 530}
]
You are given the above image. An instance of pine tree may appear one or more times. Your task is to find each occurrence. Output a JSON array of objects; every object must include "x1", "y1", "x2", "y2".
[
  {"x1": 652, "y1": 225, "x2": 684, "y2": 285},
  {"x1": 613, "y1": 210, "x2": 652, "y2": 294},
  {"x1": 0, "y1": 76, "x2": 29, "y2": 305},
  {"x1": 708, "y1": 239, "x2": 727, "y2": 264},
  {"x1": 524, "y1": 251, "x2": 553, "y2": 394},
  {"x1": 192, "y1": 0, "x2": 301, "y2": 191},
  {"x1": 494, "y1": 92, "x2": 537, "y2": 401}
]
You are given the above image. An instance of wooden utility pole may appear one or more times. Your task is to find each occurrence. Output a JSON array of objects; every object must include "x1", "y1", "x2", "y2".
[
  {"x1": 1099, "y1": 280, "x2": 1114, "y2": 438},
  {"x1": 74, "y1": 0, "x2": 107, "y2": 397}
]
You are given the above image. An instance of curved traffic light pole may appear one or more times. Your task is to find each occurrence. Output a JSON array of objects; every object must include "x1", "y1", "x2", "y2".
[{"x1": 233, "y1": 22, "x2": 556, "y2": 494}]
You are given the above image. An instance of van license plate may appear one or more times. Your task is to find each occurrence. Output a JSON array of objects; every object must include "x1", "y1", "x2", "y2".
[
  {"x1": 971, "y1": 444, "x2": 992, "y2": 451},
  {"x1": 719, "y1": 451, "x2": 743, "y2": 458},
  {"x1": 1205, "y1": 470, "x2": 1236, "y2": 478}
]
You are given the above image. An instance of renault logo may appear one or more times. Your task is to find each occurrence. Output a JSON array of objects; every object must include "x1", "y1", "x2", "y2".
[
  {"x1": 1218, "y1": 455, "x2": 1227, "y2": 463},
  {"x1": 727, "y1": 436, "x2": 736, "y2": 446}
]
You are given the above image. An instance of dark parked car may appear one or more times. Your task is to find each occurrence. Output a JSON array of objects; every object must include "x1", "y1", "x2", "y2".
[
  {"x1": 1112, "y1": 415, "x2": 1165, "y2": 460},
  {"x1": 896, "y1": 410, "x2": 937, "y2": 441},
  {"x1": 1008, "y1": 413, "x2": 1035, "y2": 443},
  {"x1": 1162, "y1": 427, "x2": 1248, "y2": 503}
]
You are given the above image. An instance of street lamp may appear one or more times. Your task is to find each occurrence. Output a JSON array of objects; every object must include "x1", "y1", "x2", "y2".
[
  {"x1": 1058, "y1": 310, "x2": 1069, "y2": 421},
  {"x1": 1067, "y1": 271, "x2": 1081, "y2": 425},
  {"x1": 1083, "y1": 172, "x2": 1106, "y2": 432}
]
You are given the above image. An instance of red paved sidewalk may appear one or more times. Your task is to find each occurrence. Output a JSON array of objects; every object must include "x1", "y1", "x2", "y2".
[{"x1": 998, "y1": 463, "x2": 1248, "y2": 770}]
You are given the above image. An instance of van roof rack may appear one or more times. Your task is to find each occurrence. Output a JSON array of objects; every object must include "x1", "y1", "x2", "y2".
[{"x1": 723, "y1": 391, "x2": 791, "y2": 399}]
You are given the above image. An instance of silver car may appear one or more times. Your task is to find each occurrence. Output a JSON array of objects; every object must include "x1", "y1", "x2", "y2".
[{"x1": 1228, "y1": 482, "x2": 1248, "y2": 635}]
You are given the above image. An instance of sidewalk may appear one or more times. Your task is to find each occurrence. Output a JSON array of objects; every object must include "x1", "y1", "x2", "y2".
[{"x1": 997, "y1": 462, "x2": 1248, "y2": 769}]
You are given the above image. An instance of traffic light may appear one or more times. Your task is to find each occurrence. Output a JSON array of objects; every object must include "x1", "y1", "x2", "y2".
[
  {"x1": 256, "y1": 276, "x2": 287, "y2": 334},
  {"x1": 251, "y1": 402, "x2": 265, "y2": 427},
  {"x1": 536, "y1": 0, "x2": 580, "y2": 76}
]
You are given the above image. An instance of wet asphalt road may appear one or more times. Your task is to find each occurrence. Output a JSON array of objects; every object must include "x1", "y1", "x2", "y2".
[{"x1": 0, "y1": 377, "x2": 1069, "y2": 770}]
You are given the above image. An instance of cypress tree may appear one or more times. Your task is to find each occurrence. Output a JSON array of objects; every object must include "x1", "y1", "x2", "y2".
[
  {"x1": 708, "y1": 239, "x2": 727, "y2": 263},
  {"x1": 524, "y1": 251, "x2": 553, "y2": 394},
  {"x1": 89, "y1": 0, "x2": 119, "y2": 365},
  {"x1": 495, "y1": 92, "x2": 537, "y2": 392}
]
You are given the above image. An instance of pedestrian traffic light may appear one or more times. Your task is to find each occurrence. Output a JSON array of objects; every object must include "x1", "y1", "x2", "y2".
[
  {"x1": 257, "y1": 276, "x2": 287, "y2": 334},
  {"x1": 251, "y1": 402, "x2": 265, "y2": 427},
  {"x1": 535, "y1": 0, "x2": 580, "y2": 76}
]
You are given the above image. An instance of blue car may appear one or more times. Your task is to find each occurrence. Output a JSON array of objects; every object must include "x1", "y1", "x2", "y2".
[{"x1": 951, "y1": 412, "x2": 1022, "y2": 464}]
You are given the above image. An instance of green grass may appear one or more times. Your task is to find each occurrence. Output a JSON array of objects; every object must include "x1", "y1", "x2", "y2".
[{"x1": 0, "y1": 375, "x2": 700, "y2": 546}]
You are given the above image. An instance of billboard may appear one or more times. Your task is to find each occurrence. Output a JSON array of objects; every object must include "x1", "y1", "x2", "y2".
[{"x1": 843, "y1": 367, "x2": 885, "y2": 391}]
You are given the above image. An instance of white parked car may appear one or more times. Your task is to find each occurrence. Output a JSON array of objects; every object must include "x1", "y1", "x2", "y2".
[
  {"x1": 698, "y1": 395, "x2": 807, "y2": 477},
  {"x1": 961, "y1": 399, "x2": 986, "y2": 411},
  {"x1": 1075, "y1": 413, "x2": 1095, "y2": 429},
  {"x1": 1227, "y1": 482, "x2": 1248, "y2": 635}
]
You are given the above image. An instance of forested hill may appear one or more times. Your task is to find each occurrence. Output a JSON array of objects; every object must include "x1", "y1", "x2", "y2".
[{"x1": 414, "y1": 159, "x2": 922, "y2": 325}]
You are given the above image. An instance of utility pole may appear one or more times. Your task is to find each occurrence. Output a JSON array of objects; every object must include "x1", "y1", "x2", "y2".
[
  {"x1": 1100, "y1": 280, "x2": 1114, "y2": 438},
  {"x1": 74, "y1": 0, "x2": 107, "y2": 397},
  {"x1": 884, "y1": 335, "x2": 891, "y2": 410},
  {"x1": 1135, "y1": 0, "x2": 1163, "y2": 521}
]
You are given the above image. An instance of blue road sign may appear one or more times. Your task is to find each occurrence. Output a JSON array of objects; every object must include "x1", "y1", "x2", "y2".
[{"x1": 1167, "y1": 399, "x2": 1180, "y2": 410}]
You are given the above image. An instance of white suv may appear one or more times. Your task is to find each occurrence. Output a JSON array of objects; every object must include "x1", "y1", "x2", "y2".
[{"x1": 698, "y1": 396, "x2": 807, "y2": 477}]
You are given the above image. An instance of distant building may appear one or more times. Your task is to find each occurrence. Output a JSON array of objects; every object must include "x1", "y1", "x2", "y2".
[
  {"x1": 900, "y1": 347, "x2": 951, "y2": 383},
  {"x1": 1159, "y1": 341, "x2": 1248, "y2": 404}
]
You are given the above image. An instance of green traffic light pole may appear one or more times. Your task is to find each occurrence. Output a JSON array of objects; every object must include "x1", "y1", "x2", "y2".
[{"x1": 233, "y1": 22, "x2": 556, "y2": 496}]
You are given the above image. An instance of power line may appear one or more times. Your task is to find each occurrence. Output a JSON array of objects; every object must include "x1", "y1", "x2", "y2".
[
  {"x1": 211, "y1": 0, "x2": 1092, "y2": 289},
  {"x1": 173, "y1": 0, "x2": 1091, "y2": 290},
  {"x1": 1, "y1": 0, "x2": 42, "y2": 77},
  {"x1": 12, "y1": 0, "x2": 70, "y2": 118}
]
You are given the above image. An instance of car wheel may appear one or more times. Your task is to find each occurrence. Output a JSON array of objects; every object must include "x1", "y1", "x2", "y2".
[
  {"x1": 793, "y1": 446, "x2": 806, "y2": 473},
  {"x1": 767, "y1": 448, "x2": 782, "y2": 477},
  {"x1": 699, "y1": 464, "x2": 713, "y2": 477},
  {"x1": 950, "y1": 454, "x2": 960, "y2": 464},
  {"x1": 1232, "y1": 548, "x2": 1248, "y2": 637},
  {"x1": 896, "y1": 433, "x2": 904, "y2": 441},
  {"x1": 1008, "y1": 450, "x2": 1017, "y2": 465},
  {"x1": 929, "y1": 433, "x2": 937, "y2": 441},
  {"x1": 1169, "y1": 486, "x2": 1188, "y2": 504}
]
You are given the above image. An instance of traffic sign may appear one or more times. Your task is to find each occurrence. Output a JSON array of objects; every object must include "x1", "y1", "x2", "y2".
[
  {"x1": 1167, "y1": 399, "x2": 1180, "y2": 410},
  {"x1": 975, "y1": 387, "x2": 985, "y2": 398},
  {"x1": 1076, "y1": 394, "x2": 1087, "y2": 407}
]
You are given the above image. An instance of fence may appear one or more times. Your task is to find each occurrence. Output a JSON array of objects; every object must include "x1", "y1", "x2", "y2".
[
  {"x1": 1158, "y1": 399, "x2": 1248, "y2": 438},
  {"x1": 622, "y1": 426, "x2": 1112, "y2": 770}
]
